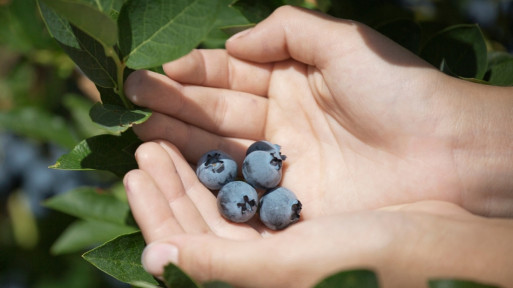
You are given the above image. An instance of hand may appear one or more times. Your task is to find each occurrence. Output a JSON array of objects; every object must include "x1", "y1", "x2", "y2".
[
  {"x1": 124, "y1": 6, "x2": 513, "y2": 217},
  {"x1": 123, "y1": 140, "x2": 513, "y2": 287}
]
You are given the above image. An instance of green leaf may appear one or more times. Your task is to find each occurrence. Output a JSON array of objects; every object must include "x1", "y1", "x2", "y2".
[
  {"x1": 51, "y1": 219, "x2": 137, "y2": 255},
  {"x1": 230, "y1": 0, "x2": 282, "y2": 24},
  {"x1": 429, "y1": 279, "x2": 501, "y2": 288},
  {"x1": 163, "y1": 263, "x2": 202, "y2": 288},
  {"x1": 119, "y1": 0, "x2": 222, "y2": 69},
  {"x1": 201, "y1": 0, "x2": 250, "y2": 48},
  {"x1": 313, "y1": 269, "x2": 379, "y2": 288},
  {"x1": 89, "y1": 103, "x2": 152, "y2": 133},
  {"x1": 0, "y1": 107, "x2": 77, "y2": 149},
  {"x1": 420, "y1": 24, "x2": 488, "y2": 79},
  {"x1": 44, "y1": 186, "x2": 134, "y2": 226},
  {"x1": 83, "y1": 232, "x2": 158, "y2": 285},
  {"x1": 376, "y1": 18, "x2": 421, "y2": 54},
  {"x1": 40, "y1": 0, "x2": 118, "y2": 46},
  {"x1": 63, "y1": 94, "x2": 105, "y2": 138},
  {"x1": 39, "y1": 1, "x2": 119, "y2": 88},
  {"x1": 50, "y1": 129, "x2": 141, "y2": 177},
  {"x1": 486, "y1": 52, "x2": 513, "y2": 86},
  {"x1": 203, "y1": 281, "x2": 235, "y2": 288}
]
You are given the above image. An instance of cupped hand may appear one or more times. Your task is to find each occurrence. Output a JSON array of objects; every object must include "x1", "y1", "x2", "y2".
[
  {"x1": 124, "y1": 6, "x2": 470, "y2": 217},
  {"x1": 123, "y1": 140, "x2": 513, "y2": 287}
]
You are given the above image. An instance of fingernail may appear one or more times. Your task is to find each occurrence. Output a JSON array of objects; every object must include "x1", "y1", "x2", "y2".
[
  {"x1": 227, "y1": 27, "x2": 253, "y2": 42},
  {"x1": 142, "y1": 243, "x2": 179, "y2": 275}
]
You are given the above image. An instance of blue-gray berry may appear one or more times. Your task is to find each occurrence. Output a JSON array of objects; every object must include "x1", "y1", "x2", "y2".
[
  {"x1": 196, "y1": 150, "x2": 237, "y2": 190},
  {"x1": 259, "y1": 186, "x2": 301, "y2": 230},
  {"x1": 242, "y1": 150, "x2": 284, "y2": 189},
  {"x1": 217, "y1": 181, "x2": 258, "y2": 223},
  {"x1": 246, "y1": 140, "x2": 287, "y2": 161}
]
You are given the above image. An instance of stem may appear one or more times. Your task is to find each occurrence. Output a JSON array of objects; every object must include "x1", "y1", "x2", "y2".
[{"x1": 104, "y1": 46, "x2": 133, "y2": 109}]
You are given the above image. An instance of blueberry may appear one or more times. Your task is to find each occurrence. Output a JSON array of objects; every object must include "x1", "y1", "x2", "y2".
[
  {"x1": 217, "y1": 181, "x2": 258, "y2": 223},
  {"x1": 196, "y1": 150, "x2": 237, "y2": 190},
  {"x1": 259, "y1": 186, "x2": 301, "y2": 230},
  {"x1": 242, "y1": 150, "x2": 283, "y2": 189},
  {"x1": 246, "y1": 140, "x2": 287, "y2": 161}
]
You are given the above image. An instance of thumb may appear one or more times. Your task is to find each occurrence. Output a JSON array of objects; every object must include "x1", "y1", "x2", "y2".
[
  {"x1": 141, "y1": 235, "x2": 282, "y2": 286},
  {"x1": 225, "y1": 5, "x2": 358, "y2": 68}
]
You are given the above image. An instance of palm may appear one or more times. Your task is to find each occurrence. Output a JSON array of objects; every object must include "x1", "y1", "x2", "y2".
[
  {"x1": 126, "y1": 43, "x2": 462, "y2": 239},
  {"x1": 261, "y1": 57, "x2": 462, "y2": 218}
]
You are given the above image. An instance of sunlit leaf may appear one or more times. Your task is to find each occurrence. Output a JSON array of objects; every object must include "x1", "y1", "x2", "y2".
[
  {"x1": 83, "y1": 232, "x2": 158, "y2": 285},
  {"x1": 51, "y1": 220, "x2": 136, "y2": 255},
  {"x1": 50, "y1": 129, "x2": 140, "y2": 177},
  {"x1": 40, "y1": 0, "x2": 118, "y2": 46},
  {"x1": 89, "y1": 103, "x2": 151, "y2": 133},
  {"x1": 119, "y1": 0, "x2": 222, "y2": 69},
  {"x1": 44, "y1": 186, "x2": 134, "y2": 226}
]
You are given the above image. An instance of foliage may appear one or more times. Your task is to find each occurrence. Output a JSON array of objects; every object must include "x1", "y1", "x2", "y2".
[{"x1": 1, "y1": 0, "x2": 512, "y2": 287}]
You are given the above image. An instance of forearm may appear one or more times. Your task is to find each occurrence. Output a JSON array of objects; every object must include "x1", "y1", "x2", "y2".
[
  {"x1": 382, "y1": 212, "x2": 513, "y2": 287},
  {"x1": 441, "y1": 76, "x2": 513, "y2": 217}
]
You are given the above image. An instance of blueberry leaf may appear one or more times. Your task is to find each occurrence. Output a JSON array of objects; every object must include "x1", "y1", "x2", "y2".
[
  {"x1": 50, "y1": 219, "x2": 137, "y2": 255},
  {"x1": 230, "y1": 0, "x2": 282, "y2": 24},
  {"x1": 89, "y1": 103, "x2": 152, "y2": 133},
  {"x1": 420, "y1": 24, "x2": 488, "y2": 79},
  {"x1": 313, "y1": 269, "x2": 379, "y2": 288},
  {"x1": 50, "y1": 129, "x2": 141, "y2": 177},
  {"x1": 428, "y1": 279, "x2": 500, "y2": 288},
  {"x1": 43, "y1": 186, "x2": 135, "y2": 226},
  {"x1": 39, "y1": 1, "x2": 119, "y2": 88},
  {"x1": 163, "y1": 263, "x2": 202, "y2": 288},
  {"x1": 39, "y1": 0, "x2": 118, "y2": 46},
  {"x1": 486, "y1": 52, "x2": 513, "y2": 86},
  {"x1": 119, "y1": 0, "x2": 222, "y2": 69},
  {"x1": 83, "y1": 231, "x2": 158, "y2": 285}
]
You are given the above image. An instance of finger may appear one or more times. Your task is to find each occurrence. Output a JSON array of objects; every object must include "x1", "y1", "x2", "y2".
[
  {"x1": 162, "y1": 49, "x2": 272, "y2": 96},
  {"x1": 225, "y1": 5, "x2": 357, "y2": 68},
  {"x1": 123, "y1": 169, "x2": 183, "y2": 243},
  {"x1": 142, "y1": 235, "x2": 274, "y2": 285},
  {"x1": 133, "y1": 112, "x2": 253, "y2": 165},
  {"x1": 158, "y1": 141, "x2": 262, "y2": 239},
  {"x1": 135, "y1": 142, "x2": 210, "y2": 234},
  {"x1": 125, "y1": 70, "x2": 267, "y2": 139}
]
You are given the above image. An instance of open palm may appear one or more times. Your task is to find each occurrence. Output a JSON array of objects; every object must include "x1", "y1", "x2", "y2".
[{"x1": 124, "y1": 8, "x2": 465, "y2": 227}]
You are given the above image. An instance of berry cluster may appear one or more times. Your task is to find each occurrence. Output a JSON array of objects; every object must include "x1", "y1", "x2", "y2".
[{"x1": 195, "y1": 141, "x2": 302, "y2": 230}]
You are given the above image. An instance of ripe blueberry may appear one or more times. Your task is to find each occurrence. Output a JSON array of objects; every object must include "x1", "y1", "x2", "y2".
[
  {"x1": 259, "y1": 186, "x2": 302, "y2": 230},
  {"x1": 196, "y1": 150, "x2": 237, "y2": 190},
  {"x1": 242, "y1": 150, "x2": 284, "y2": 189},
  {"x1": 246, "y1": 140, "x2": 287, "y2": 161},
  {"x1": 217, "y1": 181, "x2": 258, "y2": 223}
]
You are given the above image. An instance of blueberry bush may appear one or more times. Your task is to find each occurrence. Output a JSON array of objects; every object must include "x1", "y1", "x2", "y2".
[{"x1": 1, "y1": 0, "x2": 512, "y2": 287}]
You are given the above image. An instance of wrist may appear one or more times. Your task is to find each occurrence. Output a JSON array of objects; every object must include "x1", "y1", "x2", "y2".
[
  {"x1": 437, "y1": 76, "x2": 513, "y2": 216},
  {"x1": 380, "y1": 209, "x2": 513, "y2": 287}
]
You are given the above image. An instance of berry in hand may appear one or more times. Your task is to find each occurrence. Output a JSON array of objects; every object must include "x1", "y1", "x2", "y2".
[
  {"x1": 217, "y1": 181, "x2": 258, "y2": 223},
  {"x1": 246, "y1": 140, "x2": 287, "y2": 161},
  {"x1": 196, "y1": 150, "x2": 237, "y2": 190},
  {"x1": 242, "y1": 150, "x2": 284, "y2": 189},
  {"x1": 259, "y1": 186, "x2": 302, "y2": 230}
]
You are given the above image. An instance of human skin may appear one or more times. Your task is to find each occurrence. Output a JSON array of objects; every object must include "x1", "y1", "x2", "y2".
[
  {"x1": 123, "y1": 5, "x2": 513, "y2": 287},
  {"x1": 124, "y1": 141, "x2": 513, "y2": 287}
]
